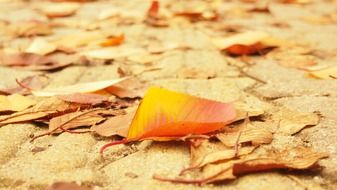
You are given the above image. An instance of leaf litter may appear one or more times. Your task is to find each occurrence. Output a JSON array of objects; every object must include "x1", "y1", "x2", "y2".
[{"x1": 0, "y1": 0, "x2": 331, "y2": 187}]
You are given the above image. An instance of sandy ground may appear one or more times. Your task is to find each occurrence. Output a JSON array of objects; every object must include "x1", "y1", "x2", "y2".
[{"x1": 0, "y1": 0, "x2": 337, "y2": 189}]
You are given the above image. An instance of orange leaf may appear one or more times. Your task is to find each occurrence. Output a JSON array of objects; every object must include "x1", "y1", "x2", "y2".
[
  {"x1": 127, "y1": 87, "x2": 236, "y2": 140},
  {"x1": 147, "y1": 0, "x2": 159, "y2": 18},
  {"x1": 100, "y1": 34, "x2": 125, "y2": 47},
  {"x1": 100, "y1": 87, "x2": 236, "y2": 152}
]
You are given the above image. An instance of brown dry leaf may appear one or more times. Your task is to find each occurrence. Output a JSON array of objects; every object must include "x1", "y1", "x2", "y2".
[
  {"x1": 32, "y1": 78, "x2": 127, "y2": 97},
  {"x1": 9, "y1": 21, "x2": 52, "y2": 37},
  {"x1": 58, "y1": 93, "x2": 108, "y2": 105},
  {"x1": 91, "y1": 107, "x2": 137, "y2": 137},
  {"x1": 145, "y1": 0, "x2": 169, "y2": 27},
  {"x1": 0, "y1": 52, "x2": 85, "y2": 71},
  {"x1": 277, "y1": 54, "x2": 316, "y2": 69},
  {"x1": 212, "y1": 31, "x2": 290, "y2": 56},
  {"x1": 48, "y1": 108, "x2": 120, "y2": 134},
  {"x1": 104, "y1": 78, "x2": 146, "y2": 98},
  {"x1": 155, "y1": 146, "x2": 327, "y2": 184},
  {"x1": 216, "y1": 121, "x2": 273, "y2": 147},
  {"x1": 44, "y1": 182, "x2": 92, "y2": 190},
  {"x1": 275, "y1": 109, "x2": 320, "y2": 135},
  {"x1": 188, "y1": 139, "x2": 256, "y2": 169},
  {"x1": 308, "y1": 65, "x2": 337, "y2": 79},
  {"x1": 37, "y1": 2, "x2": 80, "y2": 18},
  {"x1": 100, "y1": 34, "x2": 125, "y2": 47},
  {"x1": 0, "y1": 75, "x2": 49, "y2": 95},
  {"x1": 201, "y1": 146, "x2": 327, "y2": 183},
  {"x1": 0, "y1": 97, "x2": 81, "y2": 126},
  {"x1": 175, "y1": 11, "x2": 218, "y2": 22},
  {"x1": 25, "y1": 38, "x2": 57, "y2": 55},
  {"x1": 0, "y1": 94, "x2": 36, "y2": 112},
  {"x1": 51, "y1": 31, "x2": 105, "y2": 48}
]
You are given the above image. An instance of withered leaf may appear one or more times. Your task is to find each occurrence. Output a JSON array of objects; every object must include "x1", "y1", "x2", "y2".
[
  {"x1": 0, "y1": 75, "x2": 49, "y2": 95},
  {"x1": 212, "y1": 31, "x2": 289, "y2": 56},
  {"x1": 48, "y1": 108, "x2": 120, "y2": 134},
  {"x1": 91, "y1": 107, "x2": 136, "y2": 137},
  {"x1": 32, "y1": 78, "x2": 127, "y2": 97},
  {"x1": 0, "y1": 94, "x2": 36, "y2": 113},
  {"x1": 38, "y1": 2, "x2": 80, "y2": 18},
  {"x1": 25, "y1": 38, "x2": 57, "y2": 55},
  {"x1": 275, "y1": 109, "x2": 320, "y2": 135},
  {"x1": 0, "y1": 52, "x2": 84, "y2": 71},
  {"x1": 0, "y1": 97, "x2": 81, "y2": 126},
  {"x1": 155, "y1": 146, "x2": 327, "y2": 184},
  {"x1": 203, "y1": 146, "x2": 327, "y2": 183},
  {"x1": 216, "y1": 121, "x2": 273, "y2": 147},
  {"x1": 145, "y1": 0, "x2": 169, "y2": 27},
  {"x1": 9, "y1": 21, "x2": 52, "y2": 37},
  {"x1": 58, "y1": 93, "x2": 108, "y2": 105},
  {"x1": 308, "y1": 65, "x2": 337, "y2": 79},
  {"x1": 188, "y1": 139, "x2": 256, "y2": 169}
]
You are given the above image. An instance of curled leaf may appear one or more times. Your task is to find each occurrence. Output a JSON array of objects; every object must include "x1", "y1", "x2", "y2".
[
  {"x1": 127, "y1": 87, "x2": 236, "y2": 140},
  {"x1": 155, "y1": 146, "x2": 328, "y2": 184},
  {"x1": 32, "y1": 78, "x2": 127, "y2": 97},
  {"x1": 101, "y1": 87, "x2": 236, "y2": 152}
]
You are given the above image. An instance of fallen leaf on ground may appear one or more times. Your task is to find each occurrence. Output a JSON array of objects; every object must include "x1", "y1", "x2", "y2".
[
  {"x1": 37, "y1": 2, "x2": 80, "y2": 18},
  {"x1": 32, "y1": 78, "x2": 127, "y2": 96},
  {"x1": 0, "y1": 52, "x2": 85, "y2": 71},
  {"x1": 44, "y1": 182, "x2": 92, "y2": 190},
  {"x1": 51, "y1": 31, "x2": 105, "y2": 48},
  {"x1": 0, "y1": 94, "x2": 36, "y2": 112},
  {"x1": 25, "y1": 38, "x2": 57, "y2": 55},
  {"x1": 0, "y1": 75, "x2": 49, "y2": 95},
  {"x1": 188, "y1": 139, "x2": 256, "y2": 169},
  {"x1": 155, "y1": 146, "x2": 327, "y2": 184},
  {"x1": 58, "y1": 93, "x2": 109, "y2": 105},
  {"x1": 145, "y1": 0, "x2": 169, "y2": 27},
  {"x1": 216, "y1": 121, "x2": 273, "y2": 147},
  {"x1": 212, "y1": 31, "x2": 289, "y2": 56},
  {"x1": 91, "y1": 107, "x2": 137, "y2": 137},
  {"x1": 9, "y1": 21, "x2": 52, "y2": 37},
  {"x1": 275, "y1": 109, "x2": 320, "y2": 135},
  {"x1": 101, "y1": 87, "x2": 236, "y2": 152},
  {"x1": 0, "y1": 97, "x2": 82, "y2": 126},
  {"x1": 175, "y1": 10, "x2": 218, "y2": 22},
  {"x1": 308, "y1": 65, "x2": 337, "y2": 79},
  {"x1": 100, "y1": 34, "x2": 125, "y2": 47},
  {"x1": 48, "y1": 108, "x2": 120, "y2": 134}
]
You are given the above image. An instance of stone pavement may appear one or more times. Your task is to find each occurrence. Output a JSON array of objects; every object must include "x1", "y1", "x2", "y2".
[{"x1": 0, "y1": 0, "x2": 337, "y2": 189}]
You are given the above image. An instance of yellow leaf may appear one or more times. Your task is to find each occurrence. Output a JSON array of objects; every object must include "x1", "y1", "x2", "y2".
[
  {"x1": 0, "y1": 94, "x2": 36, "y2": 112},
  {"x1": 25, "y1": 38, "x2": 57, "y2": 55},
  {"x1": 38, "y1": 2, "x2": 80, "y2": 18},
  {"x1": 32, "y1": 78, "x2": 127, "y2": 97},
  {"x1": 308, "y1": 65, "x2": 337, "y2": 79}
]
